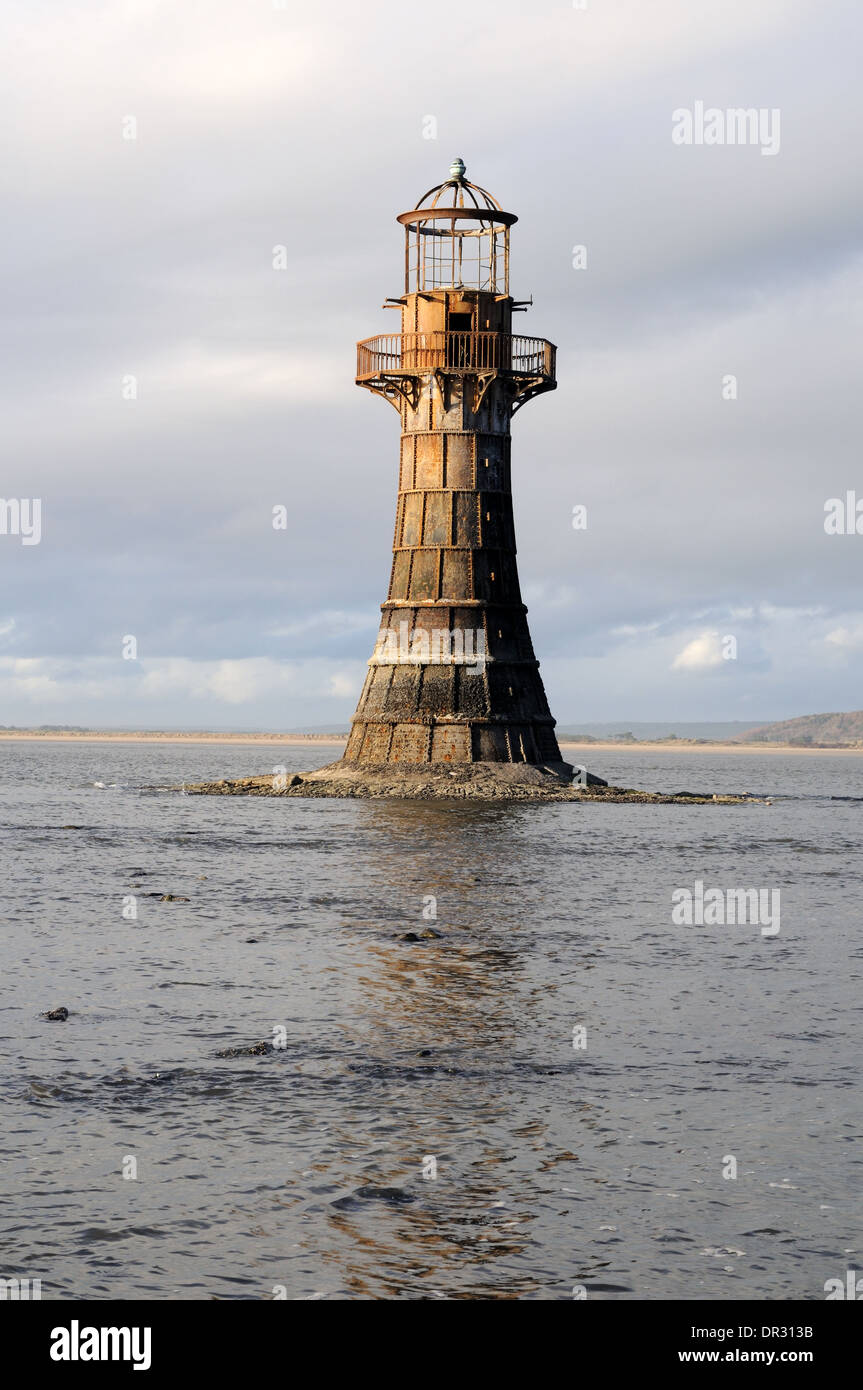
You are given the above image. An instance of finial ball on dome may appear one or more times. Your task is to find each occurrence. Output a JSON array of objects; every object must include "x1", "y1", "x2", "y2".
[{"x1": 449, "y1": 157, "x2": 466, "y2": 182}]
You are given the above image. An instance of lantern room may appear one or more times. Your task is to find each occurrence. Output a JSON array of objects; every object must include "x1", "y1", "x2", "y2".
[{"x1": 398, "y1": 158, "x2": 516, "y2": 295}]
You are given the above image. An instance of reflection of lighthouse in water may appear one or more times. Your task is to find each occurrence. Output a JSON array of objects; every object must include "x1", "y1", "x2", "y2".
[{"x1": 345, "y1": 160, "x2": 564, "y2": 770}]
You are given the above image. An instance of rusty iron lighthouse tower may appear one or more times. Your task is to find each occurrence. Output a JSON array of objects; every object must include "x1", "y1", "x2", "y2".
[{"x1": 341, "y1": 160, "x2": 568, "y2": 780}]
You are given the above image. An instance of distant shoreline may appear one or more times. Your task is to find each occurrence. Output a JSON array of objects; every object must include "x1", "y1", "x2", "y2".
[
  {"x1": 0, "y1": 731, "x2": 861, "y2": 755},
  {"x1": 0, "y1": 731, "x2": 347, "y2": 746}
]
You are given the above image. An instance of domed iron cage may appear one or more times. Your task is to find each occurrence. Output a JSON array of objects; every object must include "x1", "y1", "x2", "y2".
[{"x1": 398, "y1": 177, "x2": 516, "y2": 295}]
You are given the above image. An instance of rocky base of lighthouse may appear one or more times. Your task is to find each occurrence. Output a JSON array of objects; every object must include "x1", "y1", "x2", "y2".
[{"x1": 178, "y1": 761, "x2": 765, "y2": 804}]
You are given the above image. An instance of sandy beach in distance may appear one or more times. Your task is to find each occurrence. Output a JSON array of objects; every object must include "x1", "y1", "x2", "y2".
[{"x1": 0, "y1": 730, "x2": 861, "y2": 755}]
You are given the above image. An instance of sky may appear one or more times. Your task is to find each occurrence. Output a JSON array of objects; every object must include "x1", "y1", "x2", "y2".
[{"x1": 1, "y1": 0, "x2": 861, "y2": 729}]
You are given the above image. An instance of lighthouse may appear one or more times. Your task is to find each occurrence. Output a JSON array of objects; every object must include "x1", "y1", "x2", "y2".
[{"x1": 342, "y1": 161, "x2": 569, "y2": 779}]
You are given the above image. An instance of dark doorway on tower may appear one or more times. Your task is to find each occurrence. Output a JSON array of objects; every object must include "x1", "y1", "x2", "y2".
[{"x1": 447, "y1": 311, "x2": 472, "y2": 367}]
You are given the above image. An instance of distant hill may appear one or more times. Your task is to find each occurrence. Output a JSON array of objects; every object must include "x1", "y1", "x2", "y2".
[
  {"x1": 737, "y1": 711, "x2": 863, "y2": 747},
  {"x1": 0, "y1": 724, "x2": 90, "y2": 732}
]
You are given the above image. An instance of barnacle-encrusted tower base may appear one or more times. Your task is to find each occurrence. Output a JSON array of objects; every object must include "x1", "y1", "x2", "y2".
[{"x1": 331, "y1": 161, "x2": 570, "y2": 791}]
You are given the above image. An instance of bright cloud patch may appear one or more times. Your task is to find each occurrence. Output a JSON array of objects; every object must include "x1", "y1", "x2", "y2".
[
  {"x1": 825, "y1": 625, "x2": 863, "y2": 650},
  {"x1": 671, "y1": 631, "x2": 725, "y2": 672},
  {"x1": 0, "y1": 656, "x2": 365, "y2": 721}
]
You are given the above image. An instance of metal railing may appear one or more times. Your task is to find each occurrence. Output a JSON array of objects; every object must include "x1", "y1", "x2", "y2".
[{"x1": 357, "y1": 332, "x2": 556, "y2": 381}]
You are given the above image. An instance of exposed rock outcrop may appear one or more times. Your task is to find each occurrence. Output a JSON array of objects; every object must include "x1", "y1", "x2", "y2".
[{"x1": 178, "y1": 762, "x2": 764, "y2": 804}]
